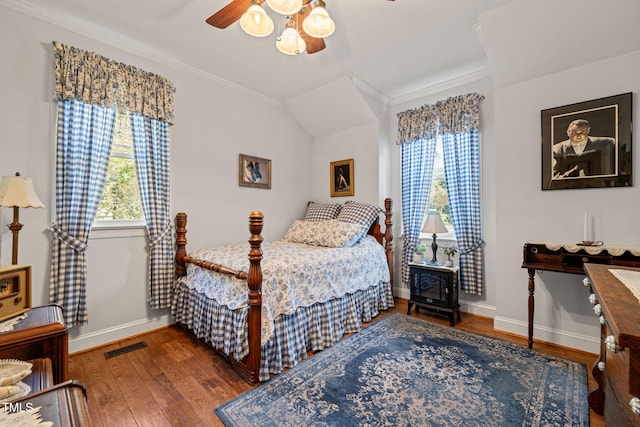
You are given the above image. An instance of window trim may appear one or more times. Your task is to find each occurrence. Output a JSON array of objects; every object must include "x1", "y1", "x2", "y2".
[{"x1": 90, "y1": 220, "x2": 146, "y2": 239}]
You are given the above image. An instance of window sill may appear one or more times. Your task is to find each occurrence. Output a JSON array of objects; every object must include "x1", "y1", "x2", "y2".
[
  {"x1": 90, "y1": 222, "x2": 146, "y2": 240},
  {"x1": 420, "y1": 232, "x2": 456, "y2": 242}
]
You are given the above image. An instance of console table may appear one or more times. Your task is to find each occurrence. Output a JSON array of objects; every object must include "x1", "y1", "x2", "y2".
[{"x1": 521, "y1": 242, "x2": 640, "y2": 349}]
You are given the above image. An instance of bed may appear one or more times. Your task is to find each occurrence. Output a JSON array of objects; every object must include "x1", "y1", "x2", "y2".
[{"x1": 171, "y1": 199, "x2": 394, "y2": 383}]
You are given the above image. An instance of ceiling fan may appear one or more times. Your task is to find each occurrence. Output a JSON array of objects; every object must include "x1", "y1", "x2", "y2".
[{"x1": 205, "y1": 0, "x2": 394, "y2": 55}]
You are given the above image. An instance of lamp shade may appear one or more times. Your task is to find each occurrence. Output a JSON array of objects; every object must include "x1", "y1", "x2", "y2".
[
  {"x1": 302, "y1": 0, "x2": 335, "y2": 38},
  {"x1": 0, "y1": 175, "x2": 44, "y2": 208},
  {"x1": 265, "y1": 0, "x2": 302, "y2": 15},
  {"x1": 421, "y1": 210, "x2": 447, "y2": 234},
  {"x1": 276, "y1": 25, "x2": 306, "y2": 55},
  {"x1": 240, "y1": 2, "x2": 274, "y2": 37}
]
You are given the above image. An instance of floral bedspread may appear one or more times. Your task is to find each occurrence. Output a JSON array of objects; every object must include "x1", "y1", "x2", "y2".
[{"x1": 176, "y1": 235, "x2": 390, "y2": 344}]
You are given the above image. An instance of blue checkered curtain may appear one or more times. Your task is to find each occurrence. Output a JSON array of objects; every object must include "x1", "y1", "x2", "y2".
[
  {"x1": 440, "y1": 93, "x2": 484, "y2": 295},
  {"x1": 131, "y1": 114, "x2": 173, "y2": 309},
  {"x1": 397, "y1": 104, "x2": 440, "y2": 285},
  {"x1": 399, "y1": 139, "x2": 437, "y2": 285},
  {"x1": 49, "y1": 99, "x2": 116, "y2": 326}
]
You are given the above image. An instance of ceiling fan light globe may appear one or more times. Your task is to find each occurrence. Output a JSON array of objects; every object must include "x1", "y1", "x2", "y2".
[
  {"x1": 240, "y1": 4, "x2": 274, "y2": 37},
  {"x1": 276, "y1": 27, "x2": 306, "y2": 55},
  {"x1": 266, "y1": 0, "x2": 303, "y2": 16},
  {"x1": 302, "y1": 6, "x2": 335, "y2": 38}
]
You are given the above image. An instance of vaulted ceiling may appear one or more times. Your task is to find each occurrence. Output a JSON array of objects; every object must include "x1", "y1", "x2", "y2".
[
  {"x1": 7, "y1": 0, "x2": 512, "y2": 101},
  {"x1": 4, "y1": 0, "x2": 640, "y2": 134}
]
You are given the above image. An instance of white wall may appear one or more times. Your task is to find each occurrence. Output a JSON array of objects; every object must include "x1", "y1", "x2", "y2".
[
  {"x1": 493, "y1": 51, "x2": 640, "y2": 353},
  {"x1": 310, "y1": 123, "x2": 380, "y2": 205},
  {"x1": 0, "y1": 6, "x2": 313, "y2": 352},
  {"x1": 387, "y1": 51, "x2": 640, "y2": 353}
]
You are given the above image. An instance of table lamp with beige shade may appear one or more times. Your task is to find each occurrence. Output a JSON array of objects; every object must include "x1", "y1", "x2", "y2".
[{"x1": 0, "y1": 173, "x2": 44, "y2": 264}]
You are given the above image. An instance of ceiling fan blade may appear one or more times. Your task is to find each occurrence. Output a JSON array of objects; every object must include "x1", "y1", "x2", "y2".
[
  {"x1": 301, "y1": 31, "x2": 326, "y2": 54},
  {"x1": 206, "y1": 0, "x2": 252, "y2": 29},
  {"x1": 293, "y1": 4, "x2": 326, "y2": 54}
]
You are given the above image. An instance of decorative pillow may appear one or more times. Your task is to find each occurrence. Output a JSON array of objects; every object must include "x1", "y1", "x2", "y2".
[
  {"x1": 284, "y1": 220, "x2": 368, "y2": 248},
  {"x1": 335, "y1": 201, "x2": 383, "y2": 228},
  {"x1": 304, "y1": 202, "x2": 342, "y2": 222}
]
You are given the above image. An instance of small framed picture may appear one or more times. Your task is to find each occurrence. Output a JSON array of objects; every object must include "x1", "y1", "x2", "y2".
[
  {"x1": 239, "y1": 154, "x2": 271, "y2": 189},
  {"x1": 330, "y1": 158, "x2": 354, "y2": 197},
  {"x1": 541, "y1": 92, "x2": 632, "y2": 190}
]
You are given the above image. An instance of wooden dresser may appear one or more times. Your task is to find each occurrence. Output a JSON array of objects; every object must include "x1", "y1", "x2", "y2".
[
  {"x1": 584, "y1": 264, "x2": 640, "y2": 425},
  {"x1": 0, "y1": 304, "x2": 68, "y2": 383}
]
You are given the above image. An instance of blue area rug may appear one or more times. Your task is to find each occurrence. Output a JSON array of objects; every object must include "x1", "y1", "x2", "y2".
[{"x1": 215, "y1": 313, "x2": 589, "y2": 426}]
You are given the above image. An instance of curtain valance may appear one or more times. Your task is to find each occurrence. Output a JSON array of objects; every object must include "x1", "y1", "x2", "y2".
[
  {"x1": 52, "y1": 41, "x2": 175, "y2": 123},
  {"x1": 396, "y1": 92, "x2": 484, "y2": 144}
]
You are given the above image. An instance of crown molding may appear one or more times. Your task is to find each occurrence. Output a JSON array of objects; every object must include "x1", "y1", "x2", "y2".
[
  {"x1": 350, "y1": 77, "x2": 389, "y2": 106},
  {"x1": 389, "y1": 66, "x2": 491, "y2": 106},
  {"x1": 0, "y1": 0, "x2": 283, "y2": 110}
]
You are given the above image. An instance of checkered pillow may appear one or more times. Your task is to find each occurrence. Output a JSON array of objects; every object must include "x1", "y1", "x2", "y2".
[
  {"x1": 336, "y1": 201, "x2": 383, "y2": 228},
  {"x1": 304, "y1": 202, "x2": 342, "y2": 222}
]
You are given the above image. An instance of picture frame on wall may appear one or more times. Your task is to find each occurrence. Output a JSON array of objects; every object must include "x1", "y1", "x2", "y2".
[
  {"x1": 239, "y1": 154, "x2": 271, "y2": 189},
  {"x1": 541, "y1": 92, "x2": 632, "y2": 190},
  {"x1": 330, "y1": 158, "x2": 354, "y2": 197}
]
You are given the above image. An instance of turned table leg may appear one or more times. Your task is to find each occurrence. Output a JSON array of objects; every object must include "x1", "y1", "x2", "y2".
[{"x1": 527, "y1": 268, "x2": 535, "y2": 349}]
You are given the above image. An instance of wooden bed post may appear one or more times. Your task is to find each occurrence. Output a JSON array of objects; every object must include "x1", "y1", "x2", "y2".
[
  {"x1": 245, "y1": 211, "x2": 264, "y2": 384},
  {"x1": 175, "y1": 212, "x2": 188, "y2": 277},
  {"x1": 384, "y1": 198, "x2": 393, "y2": 288}
]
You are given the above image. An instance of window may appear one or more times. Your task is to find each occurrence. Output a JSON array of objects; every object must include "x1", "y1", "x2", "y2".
[
  {"x1": 422, "y1": 138, "x2": 455, "y2": 239},
  {"x1": 397, "y1": 92, "x2": 483, "y2": 294},
  {"x1": 94, "y1": 113, "x2": 144, "y2": 226}
]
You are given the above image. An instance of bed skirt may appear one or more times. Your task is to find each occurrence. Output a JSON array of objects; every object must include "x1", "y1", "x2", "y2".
[{"x1": 171, "y1": 280, "x2": 395, "y2": 381}]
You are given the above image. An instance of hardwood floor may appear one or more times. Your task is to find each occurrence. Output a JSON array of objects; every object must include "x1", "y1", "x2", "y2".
[{"x1": 68, "y1": 299, "x2": 604, "y2": 426}]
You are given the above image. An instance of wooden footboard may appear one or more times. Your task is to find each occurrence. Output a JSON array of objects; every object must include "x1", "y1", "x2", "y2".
[
  {"x1": 175, "y1": 211, "x2": 264, "y2": 384},
  {"x1": 174, "y1": 198, "x2": 393, "y2": 384}
]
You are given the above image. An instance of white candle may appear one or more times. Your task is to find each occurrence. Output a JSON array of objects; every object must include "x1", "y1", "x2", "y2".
[{"x1": 583, "y1": 212, "x2": 588, "y2": 241}]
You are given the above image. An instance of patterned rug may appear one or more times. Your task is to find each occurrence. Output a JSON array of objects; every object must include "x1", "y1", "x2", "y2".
[{"x1": 215, "y1": 313, "x2": 589, "y2": 426}]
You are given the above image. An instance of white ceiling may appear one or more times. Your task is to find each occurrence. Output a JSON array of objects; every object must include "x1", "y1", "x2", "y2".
[
  {"x1": 4, "y1": 0, "x2": 640, "y2": 128},
  {"x1": 6, "y1": 0, "x2": 513, "y2": 102}
]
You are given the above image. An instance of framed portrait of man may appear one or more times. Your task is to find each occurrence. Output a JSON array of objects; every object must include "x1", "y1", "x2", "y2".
[{"x1": 541, "y1": 92, "x2": 632, "y2": 190}]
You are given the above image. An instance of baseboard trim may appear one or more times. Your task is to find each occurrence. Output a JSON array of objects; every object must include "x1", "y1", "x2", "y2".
[
  {"x1": 493, "y1": 316, "x2": 600, "y2": 354},
  {"x1": 69, "y1": 314, "x2": 173, "y2": 354},
  {"x1": 395, "y1": 286, "x2": 599, "y2": 353}
]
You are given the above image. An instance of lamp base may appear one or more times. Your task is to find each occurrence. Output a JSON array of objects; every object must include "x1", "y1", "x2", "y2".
[
  {"x1": 8, "y1": 206, "x2": 23, "y2": 265},
  {"x1": 430, "y1": 233, "x2": 439, "y2": 264}
]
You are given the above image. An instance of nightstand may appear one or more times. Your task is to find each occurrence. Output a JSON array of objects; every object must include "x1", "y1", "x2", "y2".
[{"x1": 407, "y1": 263, "x2": 461, "y2": 326}]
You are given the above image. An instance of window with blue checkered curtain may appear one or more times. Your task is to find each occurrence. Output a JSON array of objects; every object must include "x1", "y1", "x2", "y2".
[
  {"x1": 397, "y1": 93, "x2": 485, "y2": 295},
  {"x1": 51, "y1": 42, "x2": 175, "y2": 326}
]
